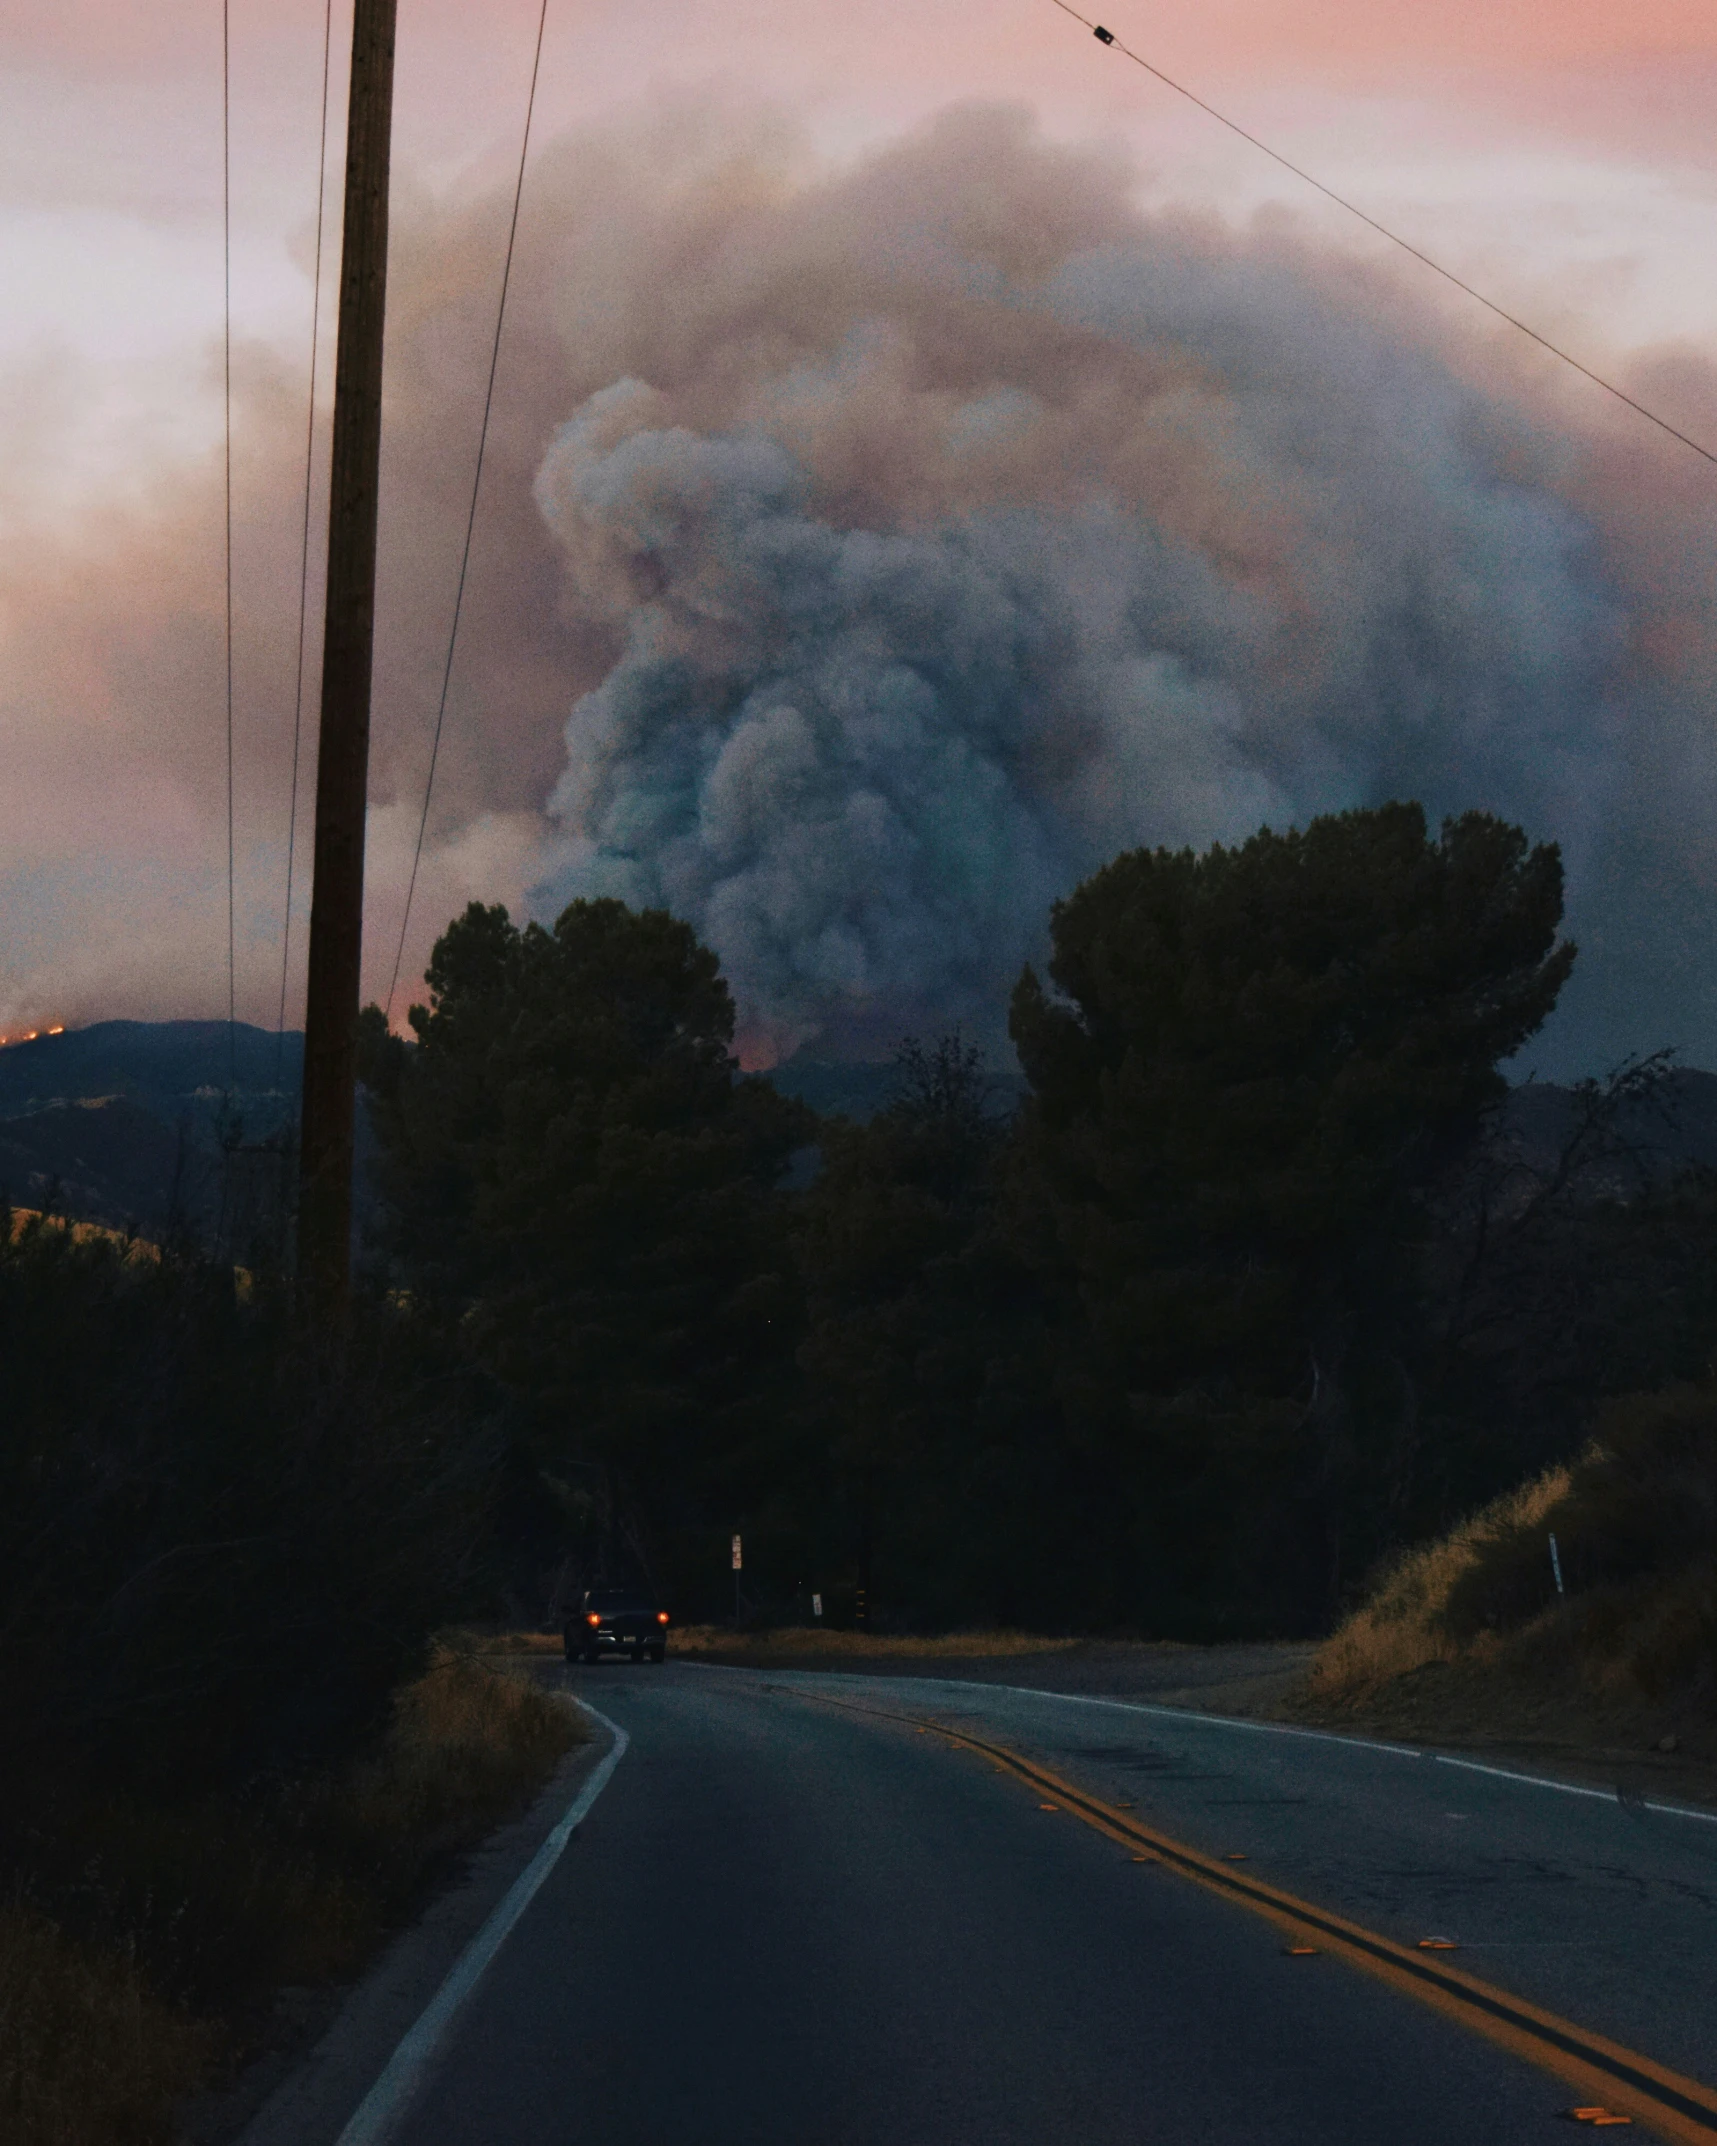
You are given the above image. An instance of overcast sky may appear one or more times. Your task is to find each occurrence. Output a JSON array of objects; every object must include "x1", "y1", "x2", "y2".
[{"x1": 3, "y1": 0, "x2": 1715, "y2": 1068}]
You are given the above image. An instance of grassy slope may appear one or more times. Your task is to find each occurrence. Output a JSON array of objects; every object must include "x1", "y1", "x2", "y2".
[
  {"x1": 1294, "y1": 1417, "x2": 1717, "y2": 1792},
  {"x1": 0, "y1": 1650, "x2": 583, "y2": 2146}
]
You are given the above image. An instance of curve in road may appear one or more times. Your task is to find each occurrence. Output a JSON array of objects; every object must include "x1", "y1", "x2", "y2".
[
  {"x1": 330, "y1": 1664, "x2": 1717, "y2": 2146},
  {"x1": 809, "y1": 1685, "x2": 1717, "y2": 2141}
]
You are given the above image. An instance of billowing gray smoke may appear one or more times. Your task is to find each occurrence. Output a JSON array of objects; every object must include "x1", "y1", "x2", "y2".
[
  {"x1": 9, "y1": 105, "x2": 1707, "y2": 1066},
  {"x1": 537, "y1": 393, "x2": 1081, "y2": 1060},
  {"x1": 530, "y1": 176, "x2": 1635, "y2": 1062}
]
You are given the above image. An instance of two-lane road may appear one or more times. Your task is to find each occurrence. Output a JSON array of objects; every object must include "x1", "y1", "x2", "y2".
[{"x1": 380, "y1": 1663, "x2": 1717, "y2": 2145}]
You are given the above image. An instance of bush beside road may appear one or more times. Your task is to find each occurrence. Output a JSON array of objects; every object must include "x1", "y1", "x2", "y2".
[{"x1": 0, "y1": 1650, "x2": 581, "y2": 2146}]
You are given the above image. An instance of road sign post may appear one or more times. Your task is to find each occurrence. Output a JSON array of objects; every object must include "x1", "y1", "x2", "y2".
[{"x1": 731, "y1": 1533, "x2": 742, "y2": 1625}]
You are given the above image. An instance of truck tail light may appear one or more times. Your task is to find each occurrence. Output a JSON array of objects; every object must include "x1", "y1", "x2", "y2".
[
  {"x1": 586, "y1": 1612, "x2": 600, "y2": 1626},
  {"x1": 657, "y1": 1611, "x2": 670, "y2": 1624}
]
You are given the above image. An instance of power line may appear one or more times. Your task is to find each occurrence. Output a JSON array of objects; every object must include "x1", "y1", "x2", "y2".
[
  {"x1": 222, "y1": 0, "x2": 237, "y2": 1089},
  {"x1": 384, "y1": 0, "x2": 551, "y2": 1021},
  {"x1": 1051, "y1": 0, "x2": 1717, "y2": 471},
  {"x1": 275, "y1": 0, "x2": 336, "y2": 1087}
]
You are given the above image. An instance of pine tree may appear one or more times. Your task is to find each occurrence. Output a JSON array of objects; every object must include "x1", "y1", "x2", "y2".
[{"x1": 1007, "y1": 803, "x2": 1575, "y2": 1626}]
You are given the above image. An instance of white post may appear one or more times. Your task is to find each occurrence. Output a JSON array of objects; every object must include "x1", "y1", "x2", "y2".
[{"x1": 1549, "y1": 1531, "x2": 1566, "y2": 1597}]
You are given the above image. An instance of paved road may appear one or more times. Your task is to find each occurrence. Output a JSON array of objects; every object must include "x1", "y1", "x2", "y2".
[
  {"x1": 381, "y1": 1662, "x2": 1717, "y2": 2144},
  {"x1": 851, "y1": 1667, "x2": 1717, "y2": 2080}
]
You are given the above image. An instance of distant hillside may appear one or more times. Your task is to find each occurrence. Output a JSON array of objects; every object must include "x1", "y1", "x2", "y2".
[
  {"x1": 764, "y1": 1058, "x2": 902, "y2": 1120},
  {"x1": 7, "y1": 1021, "x2": 1716, "y2": 1240},
  {"x1": 769, "y1": 1057, "x2": 1717, "y2": 1163},
  {"x1": 0, "y1": 1097, "x2": 192, "y2": 1233},
  {"x1": 0, "y1": 1021, "x2": 301, "y2": 1236},
  {"x1": 1502, "y1": 1067, "x2": 1717, "y2": 1188},
  {"x1": 0, "y1": 1027, "x2": 906, "y2": 1227},
  {"x1": 0, "y1": 1019, "x2": 299, "y2": 1119}
]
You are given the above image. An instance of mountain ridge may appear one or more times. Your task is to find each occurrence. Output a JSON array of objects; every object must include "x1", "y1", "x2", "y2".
[{"x1": 8, "y1": 1021, "x2": 1717, "y2": 1238}]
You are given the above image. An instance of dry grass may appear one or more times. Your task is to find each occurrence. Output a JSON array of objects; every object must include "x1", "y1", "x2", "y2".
[
  {"x1": 0, "y1": 1651, "x2": 582, "y2": 2146},
  {"x1": 471, "y1": 1624, "x2": 1079, "y2": 1660},
  {"x1": 0, "y1": 1908, "x2": 211, "y2": 2146},
  {"x1": 1305, "y1": 1464, "x2": 1573, "y2": 1706},
  {"x1": 5, "y1": 1209, "x2": 156, "y2": 1257},
  {"x1": 468, "y1": 1630, "x2": 565, "y2": 1657},
  {"x1": 665, "y1": 1624, "x2": 1079, "y2": 1659},
  {"x1": 324, "y1": 1645, "x2": 585, "y2": 1882},
  {"x1": 1300, "y1": 1416, "x2": 1717, "y2": 1775}
]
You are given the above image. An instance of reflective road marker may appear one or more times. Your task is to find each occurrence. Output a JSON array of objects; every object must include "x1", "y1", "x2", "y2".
[{"x1": 813, "y1": 1692, "x2": 1717, "y2": 2145}]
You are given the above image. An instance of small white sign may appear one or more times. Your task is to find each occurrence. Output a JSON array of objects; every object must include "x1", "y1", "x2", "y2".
[
  {"x1": 731, "y1": 1533, "x2": 743, "y2": 1571},
  {"x1": 811, "y1": 1592, "x2": 823, "y2": 1618}
]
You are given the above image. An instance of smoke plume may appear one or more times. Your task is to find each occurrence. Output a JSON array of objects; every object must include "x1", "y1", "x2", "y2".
[
  {"x1": 527, "y1": 106, "x2": 1711, "y2": 1065},
  {"x1": 4, "y1": 102, "x2": 1716, "y2": 1072}
]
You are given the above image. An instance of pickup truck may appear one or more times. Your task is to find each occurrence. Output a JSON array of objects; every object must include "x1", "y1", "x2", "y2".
[{"x1": 565, "y1": 1587, "x2": 670, "y2": 1664}]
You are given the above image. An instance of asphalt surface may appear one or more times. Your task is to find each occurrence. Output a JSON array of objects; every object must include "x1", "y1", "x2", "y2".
[{"x1": 380, "y1": 1660, "x2": 1717, "y2": 2145}]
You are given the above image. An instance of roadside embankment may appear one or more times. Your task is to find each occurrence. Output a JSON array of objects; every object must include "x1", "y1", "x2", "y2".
[
  {"x1": 1291, "y1": 1385, "x2": 1717, "y2": 1802},
  {"x1": 0, "y1": 1217, "x2": 589, "y2": 2146},
  {"x1": 0, "y1": 1649, "x2": 582, "y2": 2146}
]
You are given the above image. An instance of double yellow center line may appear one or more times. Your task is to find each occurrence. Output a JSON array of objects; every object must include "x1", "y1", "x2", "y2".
[{"x1": 814, "y1": 1691, "x2": 1717, "y2": 2142}]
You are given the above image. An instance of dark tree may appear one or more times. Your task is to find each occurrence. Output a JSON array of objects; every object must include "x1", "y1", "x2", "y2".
[
  {"x1": 789, "y1": 1032, "x2": 1021, "y2": 1624},
  {"x1": 1427, "y1": 1054, "x2": 1717, "y2": 1491},
  {"x1": 1006, "y1": 803, "x2": 1575, "y2": 1627},
  {"x1": 0, "y1": 1215, "x2": 494, "y2": 1798},
  {"x1": 360, "y1": 899, "x2": 808, "y2": 1598}
]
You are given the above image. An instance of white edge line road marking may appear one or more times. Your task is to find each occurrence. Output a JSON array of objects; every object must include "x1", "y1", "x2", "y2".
[
  {"x1": 1430, "y1": 1754, "x2": 1620, "y2": 1801},
  {"x1": 981, "y1": 1685, "x2": 1717, "y2": 1825},
  {"x1": 1430, "y1": 1751, "x2": 1717, "y2": 1823},
  {"x1": 981, "y1": 1683, "x2": 1427, "y2": 1759},
  {"x1": 701, "y1": 1665, "x2": 1717, "y2": 1829},
  {"x1": 333, "y1": 1698, "x2": 629, "y2": 2146}
]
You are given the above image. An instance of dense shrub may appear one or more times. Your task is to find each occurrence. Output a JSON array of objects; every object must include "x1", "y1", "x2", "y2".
[
  {"x1": 0, "y1": 1905, "x2": 212, "y2": 2146},
  {"x1": 357, "y1": 898, "x2": 807, "y2": 1600},
  {"x1": 1443, "y1": 1386, "x2": 1717, "y2": 1642},
  {"x1": 0, "y1": 1211, "x2": 502, "y2": 1802},
  {"x1": 1308, "y1": 1385, "x2": 1717, "y2": 1709},
  {"x1": 0, "y1": 1651, "x2": 579, "y2": 2146}
]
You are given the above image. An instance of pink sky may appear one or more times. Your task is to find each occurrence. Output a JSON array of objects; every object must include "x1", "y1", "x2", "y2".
[
  {"x1": 8, "y1": 0, "x2": 1713, "y2": 475},
  {"x1": 15, "y1": 0, "x2": 1716, "y2": 87},
  {"x1": 0, "y1": 0, "x2": 1714, "y2": 1047}
]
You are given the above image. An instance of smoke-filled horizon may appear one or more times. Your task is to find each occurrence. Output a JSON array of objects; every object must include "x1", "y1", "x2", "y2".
[{"x1": 4, "y1": 103, "x2": 1716, "y2": 1074}]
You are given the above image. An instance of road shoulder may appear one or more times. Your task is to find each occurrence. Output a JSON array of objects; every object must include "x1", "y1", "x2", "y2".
[
  {"x1": 682, "y1": 1637, "x2": 1717, "y2": 1812},
  {"x1": 189, "y1": 1678, "x2": 606, "y2": 2146}
]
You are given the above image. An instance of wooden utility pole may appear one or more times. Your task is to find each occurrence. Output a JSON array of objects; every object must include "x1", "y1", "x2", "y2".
[{"x1": 298, "y1": 0, "x2": 398, "y2": 1315}]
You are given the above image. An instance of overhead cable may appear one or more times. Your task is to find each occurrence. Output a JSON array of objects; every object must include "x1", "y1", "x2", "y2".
[
  {"x1": 384, "y1": 0, "x2": 552, "y2": 1021},
  {"x1": 1053, "y1": 0, "x2": 1717, "y2": 470}
]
